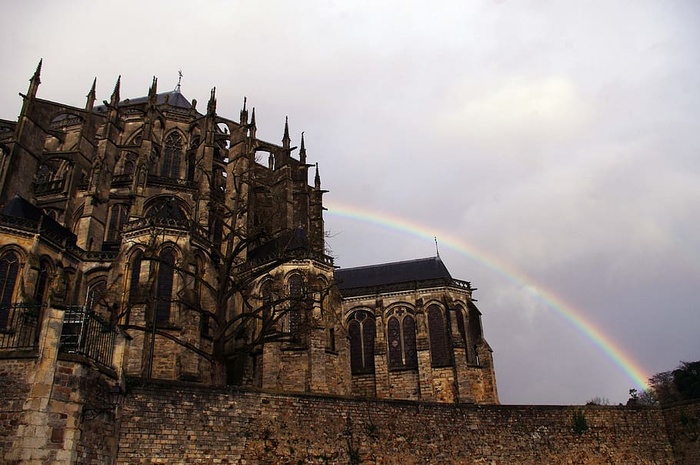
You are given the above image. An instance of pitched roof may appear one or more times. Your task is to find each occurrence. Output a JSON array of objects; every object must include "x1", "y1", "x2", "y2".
[
  {"x1": 334, "y1": 256, "x2": 453, "y2": 292},
  {"x1": 1, "y1": 194, "x2": 77, "y2": 243},
  {"x1": 94, "y1": 91, "x2": 193, "y2": 112}
]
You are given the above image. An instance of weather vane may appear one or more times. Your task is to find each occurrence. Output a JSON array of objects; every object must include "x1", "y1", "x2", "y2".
[{"x1": 174, "y1": 70, "x2": 183, "y2": 93}]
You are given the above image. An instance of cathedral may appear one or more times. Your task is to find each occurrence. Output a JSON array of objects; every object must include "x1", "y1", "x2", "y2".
[{"x1": 0, "y1": 61, "x2": 498, "y2": 422}]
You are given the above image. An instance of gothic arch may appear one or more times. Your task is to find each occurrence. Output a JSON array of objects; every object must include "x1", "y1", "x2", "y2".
[
  {"x1": 34, "y1": 257, "x2": 54, "y2": 306},
  {"x1": 385, "y1": 304, "x2": 417, "y2": 370},
  {"x1": 128, "y1": 129, "x2": 143, "y2": 147},
  {"x1": 126, "y1": 247, "x2": 144, "y2": 308},
  {"x1": 105, "y1": 203, "x2": 130, "y2": 243},
  {"x1": 153, "y1": 245, "x2": 180, "y2": 325},
  {"x1": 286, "y1": 273, "x2": 304, "y2": 338},
  {"x1": 347, "y1": 307, "x2": 376, "y2": 374},
  {"x1": 144, "y1": 195, "x2": 190, "y2": 221},
  {"x1": 160, "y1": 130, "x2": 185, "y2": 179},
  {"x1": 115, "y1": 151, "x2": 138, "y2": 176},
  {"x1": 85, "y1": 276, "x2": 108, "y2": 314},
  {"x1": 426, "y1": 303, "x2": 450, "y2": 367},
  {"x1": 0, "y1": 248, "x2": 24, "y2": 327},
  {"x1": 71, "y1": 203, "x2": 85, "y2": 237}
]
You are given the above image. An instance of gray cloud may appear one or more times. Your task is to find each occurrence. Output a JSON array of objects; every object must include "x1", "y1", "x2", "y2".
[{"x1": 1, "y1": 0, "x2": 698, "y2": 404}]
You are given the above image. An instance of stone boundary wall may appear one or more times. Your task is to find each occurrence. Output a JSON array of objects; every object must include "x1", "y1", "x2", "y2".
[
  {"x1": 663, "y1": 399, "x2": 700, "y2": 465},
  {"x1": 117, "y1": 380, "x2": 675, "y2": 464},
  {"x1": 0, "y1": 356, "x2": 35, "y2": 455}
]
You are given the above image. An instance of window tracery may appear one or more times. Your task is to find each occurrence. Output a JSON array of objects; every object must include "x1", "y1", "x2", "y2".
[
  {"x1": 427, "y1": 304, "x2": 450, "y2": 367},
  {"x1": 155, "y1": 248, "x2": 176, "y2": 324},
  {"x1": 0, "y1": 251, "x2": 20, "y2": 327},
  {"x1": 161, "y1": 132, "x2": 183, "y2": 179},
  {"x1": 348, "y1": 309, "x2": 376, "y2": 374},
  {"x1": 386, "y1": 306, "x2": 417, "y2": 369}
]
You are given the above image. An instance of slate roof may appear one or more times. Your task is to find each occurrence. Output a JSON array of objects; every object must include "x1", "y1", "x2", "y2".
[
  {"x1": 94, "y1": 91, "x2": 193, "y2": 113},
  {"x1": 1, "y1": 194, "x2": 77, "y2": 243},
  {"x1": 334, "y1": 256, "x2": 455, "y2": 293}
]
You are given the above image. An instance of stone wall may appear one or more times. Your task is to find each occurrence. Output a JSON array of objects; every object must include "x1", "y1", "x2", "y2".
[
  {"x1": 117, "y1": 380, "x2": 677, "y2": 464},
  {"x1": 663, "y1": 400, "x2": 700, "y2": 465},
  {"x1": 0, "y1": 356, "x2": 35, "y2": 454}
]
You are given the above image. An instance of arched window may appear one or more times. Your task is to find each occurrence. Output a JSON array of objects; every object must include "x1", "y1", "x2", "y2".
[
  {"x1": 116, "y1": 151, "x2": 138, "y2": 176},
  {"x1": 427, "y1": 304, "x2": 450, "y2": 367},
  {"x1": 469, "y1": 304, "x2": 483, "y2": 365},
  {"x1": 260, "y1": 280, "x2": 274, "y2": 327},
  {"x1": 86, "y1": 280, "x2": 107, "y2": 313},
  {"x1": 386, "y1": 306, "x2": 417, "y2": 370},
  {"x1": 35, "y1": 259, "x2": 52, "y2": 305},
  {"x1": 456, "y1": 305, "x2": 481, "y2": 365},
  {"x1": 127, "y1": 250, "x2": 143, "y2": 305},
  {"x1": 348, "y1": 310, "x2": 376, "y2": 374},
  {"x1": 287, "y1": 274, "x2": 303, "y2": 339},
  {"x1": 0, "y1": 251, "x2": 20, "y2": 327},
  {"x1": 210, "y1": 215, "x2": 223, "y2": 249},
  {"x1": 161, "y1": 132, "x2": 183, "y2": 179},
  {"x1": 105, "y1": 204, "x2": 129, "y2": 242},
  {"x1": 155, "y1": 248, "x2": 176, "y2": 324},
  {"x1": 145, "y1": 197, "x2": 187, "y2": 221}
]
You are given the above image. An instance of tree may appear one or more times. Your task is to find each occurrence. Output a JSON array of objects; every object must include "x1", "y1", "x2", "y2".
[
  {"x1": 100, "y1": 137, "x2": 336, "y2": 385},
  {"x1": 628, "y1": 360, "x2": 700, "y2": 406}
]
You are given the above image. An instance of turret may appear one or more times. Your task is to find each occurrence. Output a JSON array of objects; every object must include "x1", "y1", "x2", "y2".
[
  {"x1": 85, "y1": 78, "x2": 97, "y2": 112},
  {"x1": 207, "y1": 87, "x2": 217, "y2": 116},
  {"x1": 110, "y1": 75, "x2": 121, "y2": 108},
  {"x1": 282, "y1": 116, "x2": 291, "y2": 150},
  {"x1": 250, "y1": 107, "x2": 257, "y2": 139},
  {"x1": 314, "y1": 162, "x2": 322, "y2": 190},
  {"x1": 27, "y1": 59, "x2": 42, "y2": 100},
  {"x1": 240, "y1": 97, "x2": 248, "y2": 125},
  {"x1": 299, "y1": 132, "x2": 307, "y2": 165},
  {"x1": 148, "y1": 76, "x2": 158, "y2": 107}
]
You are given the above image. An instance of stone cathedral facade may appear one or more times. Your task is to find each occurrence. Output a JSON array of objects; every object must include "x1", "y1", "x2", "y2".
[{"x1": 0, "y1": 63, "x2": 498, "y2": 459}]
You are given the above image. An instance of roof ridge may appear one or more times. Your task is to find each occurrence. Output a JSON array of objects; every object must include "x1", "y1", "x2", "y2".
[{"x1": 336, "y1": 256, "x2": 441, "y2": 272}]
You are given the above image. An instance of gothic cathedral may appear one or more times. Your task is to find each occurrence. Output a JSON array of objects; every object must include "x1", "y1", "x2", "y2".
[{"x1": 0, "y1": 62, "x2": 498, "y2": 405}]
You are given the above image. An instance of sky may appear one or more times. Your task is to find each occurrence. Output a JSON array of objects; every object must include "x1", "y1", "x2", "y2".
[{"x1": 1, "y1": 0, "x2": 698, "y2": 405}]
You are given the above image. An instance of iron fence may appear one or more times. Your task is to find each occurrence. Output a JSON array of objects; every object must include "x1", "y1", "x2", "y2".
[
  {"x1": 0, "y1": 304, "x2": 41, "y2": 350},
  {"x1": 59, "y1": 306, "x2": 115, "y2": 368}
]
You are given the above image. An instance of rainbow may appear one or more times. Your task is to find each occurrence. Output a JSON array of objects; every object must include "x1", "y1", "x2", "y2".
[{"x1": 325, "y1": 200, "x2": 650, "y2": 391}]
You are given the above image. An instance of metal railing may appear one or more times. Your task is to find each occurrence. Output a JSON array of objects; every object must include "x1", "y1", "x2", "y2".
[
  {"x1": 59, "y1": 306, "x2": 115, "y2": 368},
  {"x1": 0, "y1": 304, "x2": 41, "y2": 350}
]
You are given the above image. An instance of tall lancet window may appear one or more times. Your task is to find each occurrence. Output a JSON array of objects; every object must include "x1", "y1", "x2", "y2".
[
  {"x1": 105, "y1": 204, "x2": 129, "y2": 243},
  {"x1": 161, "y1": 132, "x2": 183, "y2": 179},
  {"x1": 348, "y1": 310, "x2": 376, "y2": 374},
  {"x1": 427, "y1": 304, "x2": 450, "y2": 367},
  {"x1": 0, "y1": 251, "x2": 20, "y2": 327},
  {"x1": 155, "y1": 248, "x2": 176, "y2": 324},
  {"x1": 386, "y1": 306, "x2": 417, "y2": 370},
  {"x1": 287, "y1": 274, "x2": 303, "y2": 340}
]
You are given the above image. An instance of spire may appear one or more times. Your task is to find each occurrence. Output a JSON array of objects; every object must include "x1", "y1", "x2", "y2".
[
  {"x1": 250, "y1": 107, "x2": 257, "y2": 139},
  {"x1": 314, "y1": 162, "x2": 321, "y2": 190},
  {"x1": 174, "y1": 70, "x2": 183, "y2": 93},
  {"x1": 239, "y1": 96, "x2": 248, "y2": 125},
  {"x1": 27, "y1": 59, "x2": 42, "y2": 99},
  {"x1": 299, "y1": 132, "x2": 307, "y2": 164},
  {"x1": 148, "y1": 76, "x2": 158, "y2": 104},
  {"x1": 207, "y1": 87, "x2": 217, "y2": 116},
  {"x1": 110, "y1": 75, "x2": 121, "y2": 107},
  {"x1": 282, "y1": 116, "x2": 290, "y2": 150},
  {"x1": 85, "y1": 77, "x2": 97, "y2": 111}
]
